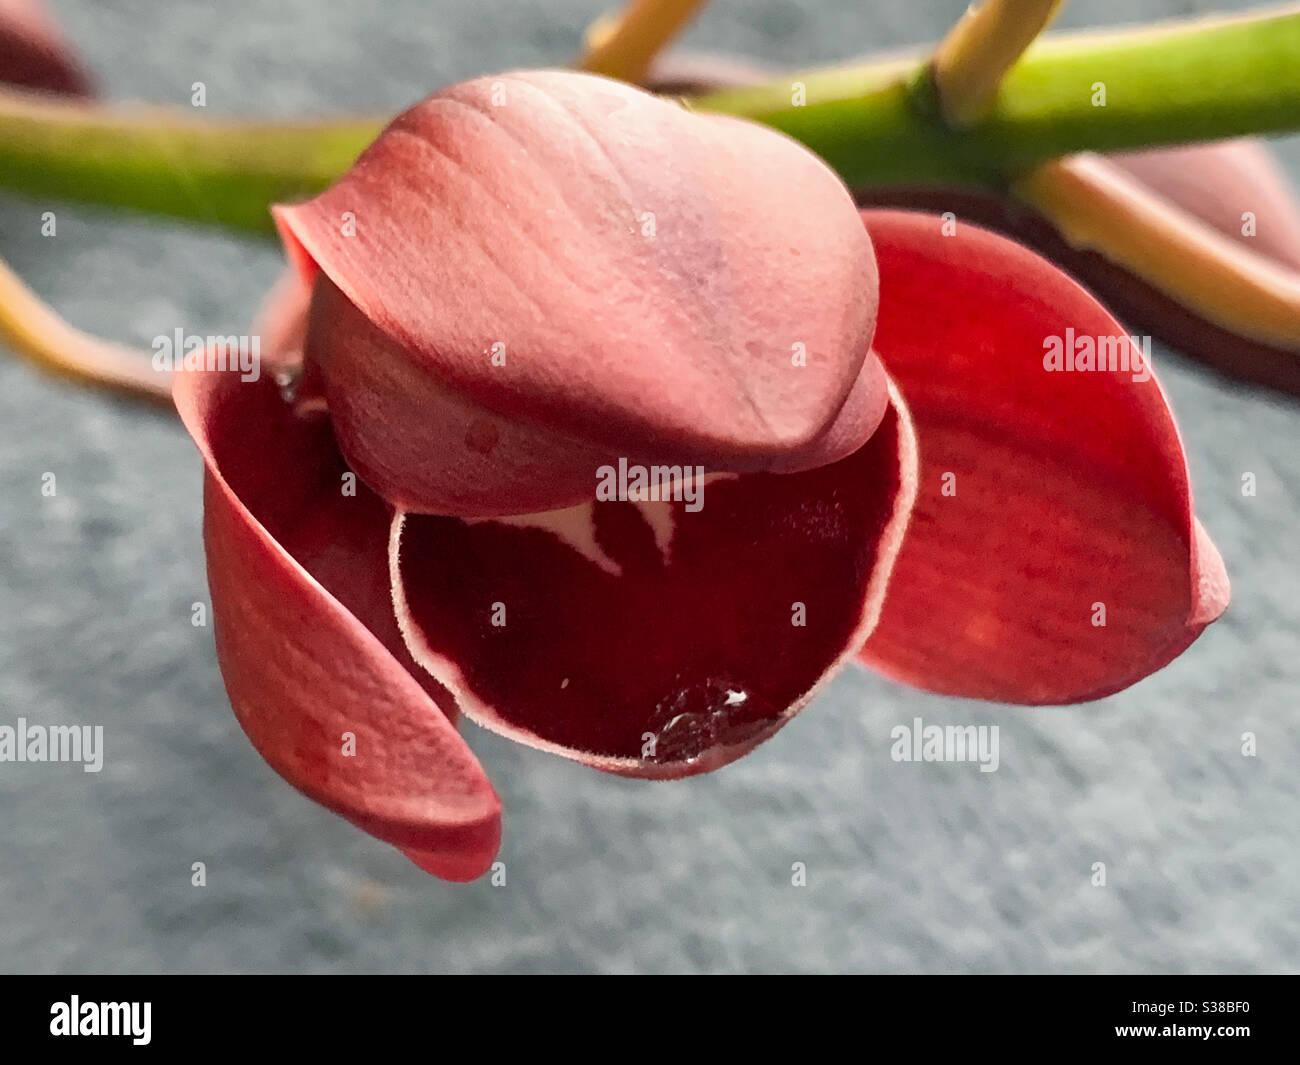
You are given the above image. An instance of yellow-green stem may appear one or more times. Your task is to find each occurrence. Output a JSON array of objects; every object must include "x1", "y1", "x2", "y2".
[{"x1": 1, "y1": 6, "x2": 1299, "y2": 231}]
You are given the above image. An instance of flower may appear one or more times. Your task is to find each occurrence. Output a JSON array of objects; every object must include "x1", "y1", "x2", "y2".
[
  {"x1": 0, "y1": 0, "x2": 93, "y2": 96},
  {"x1": 176, "y1": 71, "x2": 1227, "y2": 880}
]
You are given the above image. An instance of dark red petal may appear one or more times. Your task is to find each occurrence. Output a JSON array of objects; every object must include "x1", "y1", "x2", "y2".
[
  {"x1": 858, "y1": 209, "x2": 1228, "y2": 704},
  {"x1": 388, "y1": 383, "x2": 916, "y2": 776},
  {"x1": 174, "y1": 365, "x2": 500, "y2": 880},
  {"x1": 0, "y1": 0, "x2": 93, "y2": 96},
  {"x1": 275, "y1": 70, "x2": 882, "y2": 515}
]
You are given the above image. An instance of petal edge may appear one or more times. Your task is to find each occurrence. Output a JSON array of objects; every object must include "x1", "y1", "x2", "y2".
[{"x1": 174, "y1": 364, "x2": 501, "y2": 880}]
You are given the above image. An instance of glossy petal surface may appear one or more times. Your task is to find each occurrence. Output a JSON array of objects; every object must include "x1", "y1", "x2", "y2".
[
  {"x1": 392, "y1": 384, "x2": 917, "y2": 776},
  {"x1": 858, "y1": 210, "x2": 1228, "y2": 703}
]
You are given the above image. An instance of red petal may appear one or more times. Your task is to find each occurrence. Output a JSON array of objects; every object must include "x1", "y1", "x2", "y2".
[
  {"x1": 0, "y1": 0, "x2": 93, "y2": 95},
  {"x1": 1109, "y1": 139, "x2": 1300, "y2": 273},
  {"x1": 296, "y1": 274, "x2": 887, "y2": 515},
  {"x1": 388, "y1": 382, "x2": 916, "y2": 776},
  {"x1": 174, "y1": 365, "x2": 500, "y2": 880},
  {"x1": 275, "y1": 70, "x2": 882, "y2": 515},
  {"x1": 858, "y1": 210, "x2": 1228, "y2": 703}
]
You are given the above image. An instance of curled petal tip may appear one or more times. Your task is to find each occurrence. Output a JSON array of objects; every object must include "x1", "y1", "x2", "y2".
[
  {"x1": 174, "y1": 362, "x2": 500, "y2": 880},
  {"x1": 1190, "y1": 518, "x2": 1230, "y2": 630}
]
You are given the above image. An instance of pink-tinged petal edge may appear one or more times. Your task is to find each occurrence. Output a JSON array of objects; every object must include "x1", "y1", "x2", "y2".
[
  {"x1": 173, "y1": 362, "x2": 500, "y2": 881},
  {"x1": 858, "y1": 209, "x2": 1229, "y2": 704},
  {"x1": 389, "y1": 379, "x2": 917, "y2": 777}
]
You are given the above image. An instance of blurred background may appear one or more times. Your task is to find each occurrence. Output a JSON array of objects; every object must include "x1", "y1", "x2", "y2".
[{"x1": 0, "y1": 0, "x2": 1296, "y2": 973}]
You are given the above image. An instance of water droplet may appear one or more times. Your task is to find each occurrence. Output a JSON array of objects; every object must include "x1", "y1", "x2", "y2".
[{"x1": 647, "y1": 676, "x2": 773, "y2": 764}]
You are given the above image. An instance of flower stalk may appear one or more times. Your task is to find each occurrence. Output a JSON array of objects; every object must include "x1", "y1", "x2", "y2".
[
  {"x1": 700, "y1": 4, "x2": 1300, "y2": 191},
  {"x1": 576, "y1": 0, "x2": 710, "y2": 83},
  {"x1": 0, "y1": 252, "x2": 172, "y2": 404},
  {"x1": 0, "y1": 89, "x2": 382, "y2": 233},
  {"x1": 0, "y1": 6, "x2": 1298, "y2": 232},
  {"x1": 1015, "y1": 155, "x2": 1300, "y2": 351},
  {"x1": 930, "y1": 0, "x2": 1066, "y2": 126}
]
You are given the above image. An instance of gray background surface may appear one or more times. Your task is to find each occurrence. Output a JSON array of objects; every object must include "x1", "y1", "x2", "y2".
[{"x1": 0, "y1": 0, "x2": 1296, "y2": 974}]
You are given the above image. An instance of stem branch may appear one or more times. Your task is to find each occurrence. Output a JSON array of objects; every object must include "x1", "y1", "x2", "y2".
[
  {"x1": 697, "y1": 5, "x2": 1300, "y2": 190},
  {"x1": 0, "y1": 6, "x2": 1297, "y2": 228},
  {"x1": 0, "y1": 253, "x2": 173, "y2": 404},
  {"x1": 931, "y1": 0, "x2": 1065, "y2": 126},
  {"x1": 577, "y1": 0, "x2": 712, "y2": 83}
]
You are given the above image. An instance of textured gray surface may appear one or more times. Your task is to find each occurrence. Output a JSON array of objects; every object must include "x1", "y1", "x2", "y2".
[{"x1": 0, "y1": 0, "x2": 1296, "y2": 974}]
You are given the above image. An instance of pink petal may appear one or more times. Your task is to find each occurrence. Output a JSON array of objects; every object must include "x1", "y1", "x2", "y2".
[
  {"x1": 174, "y1": 365, "x2": 500, "y2": 880},
  {"x1": 0, "y1": 0, "x2": 93, "y2": 95},
  {"x1": 1109, "y1": 139, "x2": 1300, "y2": 273},
  {"x1": 858, "y1": 209, "x2": 1228, "y2": 703},
  {"x1": 390, "y1": 382, "x2": 917, "y2": 776},
  {"x1": 275, "y1": 70, "x2": 883, "y2": 515}
]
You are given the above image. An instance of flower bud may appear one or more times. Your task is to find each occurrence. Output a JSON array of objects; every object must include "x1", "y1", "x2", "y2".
[{"x1": 273, "y1": 70, "x2": 885, "y2": 516}]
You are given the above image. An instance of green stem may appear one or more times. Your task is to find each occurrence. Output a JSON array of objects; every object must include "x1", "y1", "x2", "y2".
[
  {"x1": 2, "y1": 5, "x2": 1299, "y2": 232},
  {"x1": 0, "y1": 93, "x2": 383, "y2": 233},
  {"x1": 696, "y1": 6, "x2": 1300, "y2": 189}
]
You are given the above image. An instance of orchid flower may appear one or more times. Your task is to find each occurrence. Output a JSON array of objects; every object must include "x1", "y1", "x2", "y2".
[{"x1": 173, "y1": 71, "x2": 1228, "y2": 880}]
